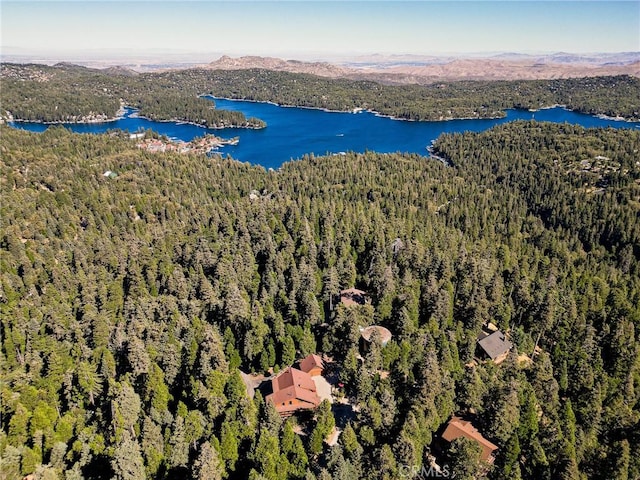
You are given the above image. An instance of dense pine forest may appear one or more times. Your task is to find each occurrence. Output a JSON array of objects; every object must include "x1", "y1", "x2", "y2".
[
  {"x1": 1, "y1": 121, "x2": 639, "y2": 479},
  {"x1": 2, "y1": 62, "x2": 639, "y2": 125},
  {"x1": 0, "y1": 64, "x2": 266, "y2": 129}
]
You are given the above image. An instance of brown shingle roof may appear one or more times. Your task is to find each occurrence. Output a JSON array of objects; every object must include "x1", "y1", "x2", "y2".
[
  {"x1": 442, "y1": 416, "x2": 498, "y2": 463},
  {"x1": 268, "y1": 384, "x2": 321, "y2": 408},
  {"x1": 477, "y1": 330, "x2": 513, "y2": 360},
  {"x1": 266, "y1": 367, "x2": 321, "y2": 414},
  {"x1": 274, "y1": 367, "x2": 317, "y2": 392},
  {"x1": 299, "y1": 354, "x2": 324, "y2": 374}
]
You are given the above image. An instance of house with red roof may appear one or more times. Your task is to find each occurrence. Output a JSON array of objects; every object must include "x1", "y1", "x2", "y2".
[
  {"x1": 442, "y1": 416, "x2": 498, "y2": 463},
  {"x1": 266, "y1": 366, "x2": 321, "y2": 417},
  {"x1": 299, "y1": 354, "x2": 324, "y2": 377}
]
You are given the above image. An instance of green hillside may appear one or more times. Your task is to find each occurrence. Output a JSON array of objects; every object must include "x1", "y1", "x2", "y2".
[{"x1": 1, "y1": 122, "x2": 639, "y2": 479}]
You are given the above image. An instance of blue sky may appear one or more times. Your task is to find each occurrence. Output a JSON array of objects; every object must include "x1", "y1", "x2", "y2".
[{"x1": 2, "y1": 1, "x2": 639, "y2": 58}]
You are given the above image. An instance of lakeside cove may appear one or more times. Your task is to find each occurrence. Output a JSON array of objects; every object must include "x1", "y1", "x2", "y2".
[{"x1": 9, "y1": 97, "x2": 640, "y2": 169}]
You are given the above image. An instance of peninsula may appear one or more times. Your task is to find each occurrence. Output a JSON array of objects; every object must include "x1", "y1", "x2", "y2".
[{"x1": 135, "y1": 132, "x2": 239, "y2": 155}]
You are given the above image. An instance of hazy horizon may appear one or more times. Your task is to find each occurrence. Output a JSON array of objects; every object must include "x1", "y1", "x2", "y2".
[
  {"x1": 2, "y1": 1, "x2": 639, "y2": 64},
  {"x1": 3, "y1": 50, "x2": 639, "y2": 72}
]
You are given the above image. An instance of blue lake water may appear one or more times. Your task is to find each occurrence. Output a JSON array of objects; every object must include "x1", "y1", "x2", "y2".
[{"x1": 10, "y1": 97, "x2": 640, "y2": 169}]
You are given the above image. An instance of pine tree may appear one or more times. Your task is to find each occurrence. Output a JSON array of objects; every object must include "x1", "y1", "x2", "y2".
[
  {"x1": 192, "y1": 441, "x2": 224, "y2": 480},
  {"x1": 112, "y1": 432, "x2": 146, "y2": 480}
]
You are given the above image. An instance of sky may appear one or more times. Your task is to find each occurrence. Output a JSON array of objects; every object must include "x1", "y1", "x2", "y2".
[{"x1": 1, "y1": 1, "x2": 639, "y2": 60}]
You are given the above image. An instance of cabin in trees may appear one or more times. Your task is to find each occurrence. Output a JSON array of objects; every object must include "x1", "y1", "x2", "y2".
[
  {"x1": 442, "y1": 416, "x2": 498, "y2": 463},
  {"x1": 477, "y1": 330, "x2": 513, "y2": 364},
  {"x1": 299, "y1": 353, "x2": 324, "y2": 377},
  {"x1": 266, "y1": 367, "x2": 321, "y2": 417},
  {"x1": 338, "y1": 288, "x2": 370, "y2": 307}
]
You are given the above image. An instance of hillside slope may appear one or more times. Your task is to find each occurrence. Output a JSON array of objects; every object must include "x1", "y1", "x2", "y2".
[{"x1": 2, "y1": 123, "x2": 639, "y2": 479}]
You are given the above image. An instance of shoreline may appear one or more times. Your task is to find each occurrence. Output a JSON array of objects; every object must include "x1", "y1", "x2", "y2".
[
  {"x1": 528, "y1": 103, "x2": 567, "y2": 112},
  {"x1": 9, "y1": 98, "x2": 637, "y2": 127},
  {"x1": 595, "y1": 112, "x2": 637, "y2": 122},
  {"x1": 529, "y1": 104, "x2": 638, "y2": 123},
  {"x1": 426, "y1": 145, "x2": 453, "y2": 167},
  {"x1": 206, "y1": 95, "x2": 640, "y2": 123},
  {"x1": 119, "y1": 104, "x2": 265, "y2": 130},
  {"x1": 6, "y1": 99, "x2": 640, "y2": 136},
  {"x1": 9, "y1": 113, "x2": 125, "y2": 125},
  {"x1": 209, "y1": 95, "x2": 515, "y2": 122},
  {"x1": 6, "y1": 104, "x2": 129, "y2": 125},
  {"x1": 7, "y1": 105, "x2": 266, "y2": 130},
  {"x1": 134, "y1": 114, "x2": 259, "y2": 130}
]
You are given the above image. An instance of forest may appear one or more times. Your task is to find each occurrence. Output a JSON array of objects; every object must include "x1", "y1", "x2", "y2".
[
  {"x1": 0, "y1": 64, "x2": 265, "y2": 129},
  {"x1": 2, "y1": 62, "x2": 639, "y2": 125},
  {"x1": 1, "y1": 121, "x2": 639, "y2": 480}
]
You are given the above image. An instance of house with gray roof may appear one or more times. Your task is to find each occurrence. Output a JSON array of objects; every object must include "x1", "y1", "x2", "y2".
[{"x1": 477, "y1": 330, "x2": 513, "y2": 364}]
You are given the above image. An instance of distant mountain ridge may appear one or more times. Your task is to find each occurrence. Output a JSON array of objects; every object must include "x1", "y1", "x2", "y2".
[
  {"x1": 204, "y1": 53, "x2": 640, "y2": 84},
  {"x1": 101, "y1": 65, "x2": 139, "y2": 76},
  {"x1": 205, "y1": 55, "x2": 351, "y2": 78},
  {"x1": 490, "y1": 52, "x2": 640, "y2": 64},
  {"x1": 4, "y1": 52, "x2": 639, "y2": 83}
]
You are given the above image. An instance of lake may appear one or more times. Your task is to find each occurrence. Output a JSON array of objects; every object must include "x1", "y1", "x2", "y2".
[{"x1": 10, "y1": 97, "x2": 640, "y2": 169}]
